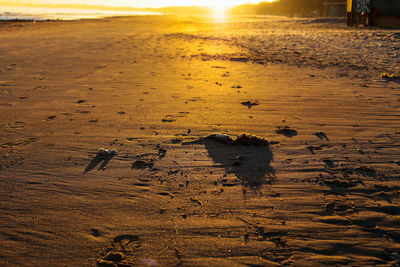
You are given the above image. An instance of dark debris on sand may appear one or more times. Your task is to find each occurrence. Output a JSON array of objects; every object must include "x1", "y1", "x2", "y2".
[
  {"x1": 315, "y1": 131, "x2": 329, "y2": 141},
  {"x1": 205, "y1": 133, "x2": 269, "y2": 146},
  {"x1": 276, "y1": 126, "x2": 298, "y2": 137},
  {"x1": 241, "y1": 100, "x2": 259, "y2": 108}
]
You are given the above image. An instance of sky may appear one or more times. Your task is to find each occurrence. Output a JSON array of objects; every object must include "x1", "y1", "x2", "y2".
[{"x1": 0, "y1": 0, "x2": 269, "y2": 8}]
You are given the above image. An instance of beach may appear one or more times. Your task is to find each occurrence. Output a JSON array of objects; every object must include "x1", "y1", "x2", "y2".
[{"x1": 0, "y1": 15, "x2": 400, "y2": 266}]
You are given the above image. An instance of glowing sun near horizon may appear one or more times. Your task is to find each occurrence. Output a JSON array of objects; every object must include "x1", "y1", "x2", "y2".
[
  {"x1": 202, "y1": 0, "x2": 271, "y2": 21},
  {"x1": 211, "y1": 4, "x2": 228, "y2": 21},
  {"x1": 204, "y1": 2, "x2": 236, "y2": 22}
]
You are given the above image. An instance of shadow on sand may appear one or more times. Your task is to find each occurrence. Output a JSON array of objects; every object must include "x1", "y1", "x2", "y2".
[
  {"x1": 203, "y1": 139, "x2": 275, "y2": 189},
  {"x1": 84, "y1": 153, "x2": 115, "y2": 174}
]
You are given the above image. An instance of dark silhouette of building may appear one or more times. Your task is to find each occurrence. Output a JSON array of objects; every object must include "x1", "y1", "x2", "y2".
[
  {"x1": 347, "y1": 0, "x2": 400, "y2": 27},
  {"x1": 323, "y1": 1, "x2": 347, "y2": 17}
]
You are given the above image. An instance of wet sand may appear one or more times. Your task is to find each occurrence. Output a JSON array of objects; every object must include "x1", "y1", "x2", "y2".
[{"x1": 0, "y1": 16, "x2": 400, "y2": 266}]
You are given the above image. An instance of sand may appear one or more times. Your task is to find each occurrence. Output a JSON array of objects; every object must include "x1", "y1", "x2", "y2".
[{"x1": 0, "y1": 15, "x2": 400, "y2": 266}]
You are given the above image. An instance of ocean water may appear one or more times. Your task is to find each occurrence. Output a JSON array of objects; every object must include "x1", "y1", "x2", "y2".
[{"x1": 0, "y1": 6, "x2": 161, "y2": 21}]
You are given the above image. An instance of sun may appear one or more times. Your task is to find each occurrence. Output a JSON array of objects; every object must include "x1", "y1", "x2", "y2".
[
  {"x1": 203, "y1": 0, "x2": 266, "y2": 11},
  {"x1": 204, "y1": 1, "x2": 262, "y2": 21},
  {"x1": 206, "y1": 3, "x2": 231, "y2": 22},
  {"x1": 212, "y1": 5, "x2": 227, "y2": 21}
]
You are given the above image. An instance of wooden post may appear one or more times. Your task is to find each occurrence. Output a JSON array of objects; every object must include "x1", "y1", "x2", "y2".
[{"x1": 347, "y1": 0, "x2": 354, "y2": 26}]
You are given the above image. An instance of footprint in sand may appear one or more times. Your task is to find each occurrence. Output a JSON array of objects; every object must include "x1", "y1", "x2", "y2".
[
  {"x1": 322, "y1": 159, "x2": 336, "y2": 168},
  {"x1": 0, "y1": 137, "x2": 36, "y2": 170},
  {"x1": 76, "y1": 110, "x2": 90, "y2": 114},
  {"x1": 91, "y1": 229, "x2": 100, "y2": 238},
  {"x1": 7, "y1": 121, "x2": 25, "y2": 130},
  {"x1": 186, "y1": 97, "x2": 202, "y2": 102},
  {"x1": 131, "y1": 160, "x2": 153, "y2": 170},
  {"x1": 97, "y1": 235, "x2": 141, "y2": 266},
  {"x1": 162, "y1": 115, "x2": 175, "y2": 123},
  {"x1": 1, "y1": 137, "x2": 38, "y2": 148},
  {"x1": 162, "y1": 112, "x2": 189, "y2": 123}
]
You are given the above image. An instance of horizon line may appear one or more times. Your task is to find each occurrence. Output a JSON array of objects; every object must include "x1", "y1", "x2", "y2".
[{"x1": 0, "y1": 2, "x2": 231, "y2": 11}]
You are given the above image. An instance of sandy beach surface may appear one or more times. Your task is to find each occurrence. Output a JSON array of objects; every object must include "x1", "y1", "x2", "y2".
[{"x1": 0, "y1": 15, "x2": 400, "y2": 266}]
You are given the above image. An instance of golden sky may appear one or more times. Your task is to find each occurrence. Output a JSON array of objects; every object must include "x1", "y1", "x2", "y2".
[{"x1": 0, "y1": 0, "x2": 269, "y2": 8}]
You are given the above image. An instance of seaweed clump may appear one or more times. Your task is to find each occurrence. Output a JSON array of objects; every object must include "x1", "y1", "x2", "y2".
[{"x1": 205, "y1": 134, "x2": 269, "y2": 146}]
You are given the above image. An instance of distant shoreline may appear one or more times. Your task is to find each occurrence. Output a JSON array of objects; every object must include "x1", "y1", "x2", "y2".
[{"x1": 0, "y1": 6, "x2": 162, "y2": 21}]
